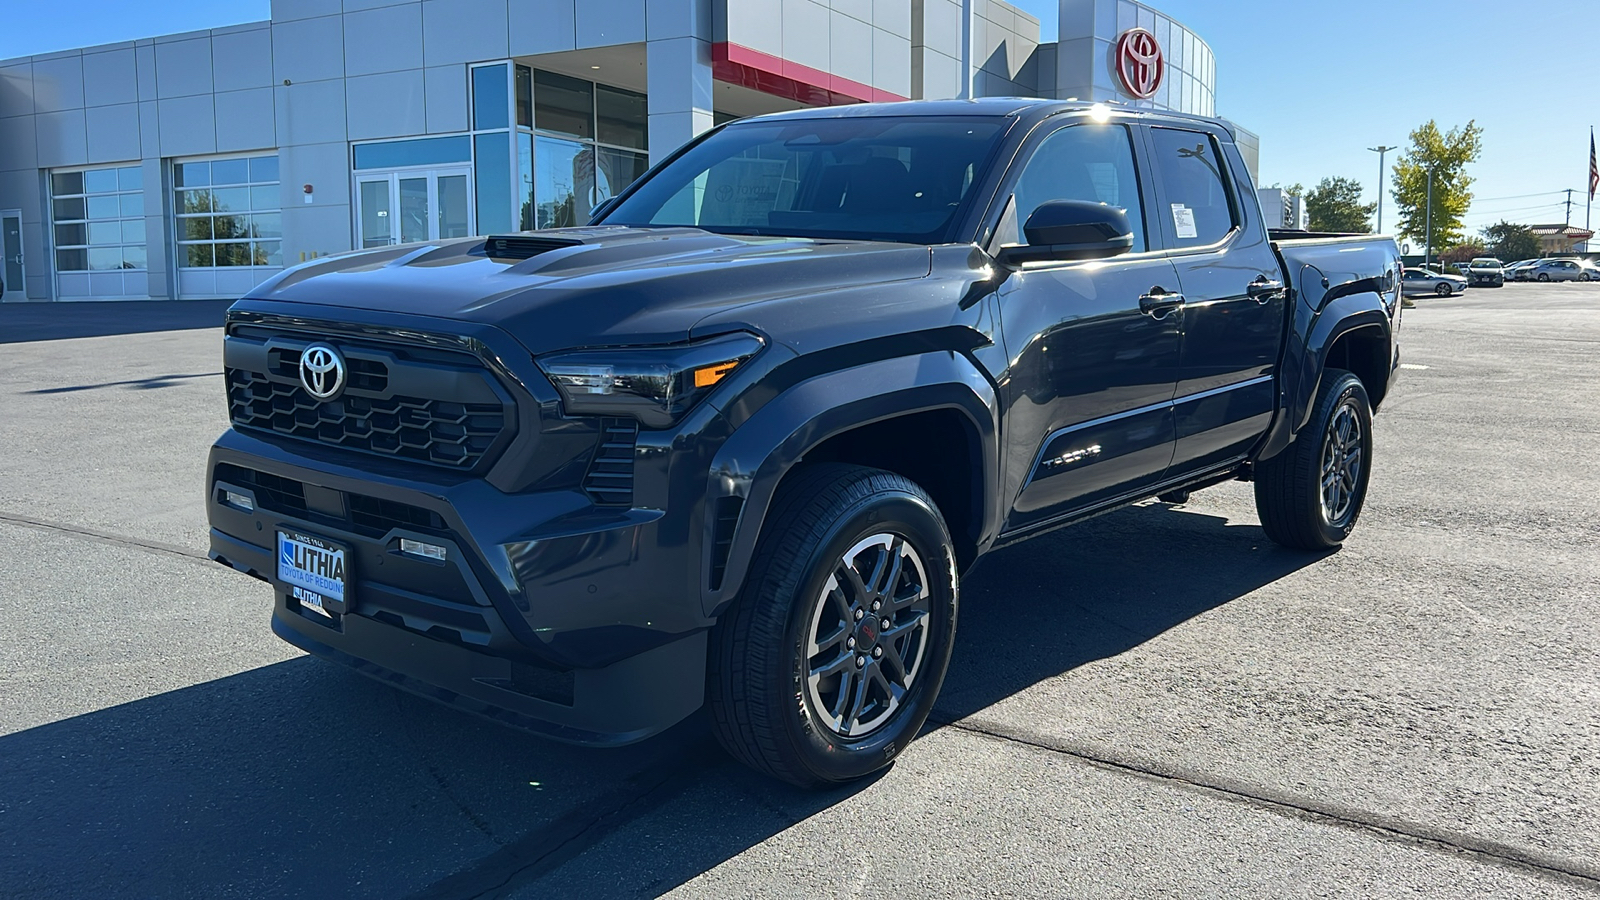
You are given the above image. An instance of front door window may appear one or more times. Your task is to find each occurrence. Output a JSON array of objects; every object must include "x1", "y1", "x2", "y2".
[{"x1": 356, "y1": 168, "x2": 474, "y2": 248}]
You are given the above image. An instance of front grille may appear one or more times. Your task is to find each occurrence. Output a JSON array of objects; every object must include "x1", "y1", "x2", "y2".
[
  {"x1": 225, "y1": 369, "x2": 507, "y2": 469},
  {"x1": 215, "y1": 463, "x2": 446, "y2": 538},
  {"x1": 583, "y1": 418, "x2": 638, "y2": 505}
]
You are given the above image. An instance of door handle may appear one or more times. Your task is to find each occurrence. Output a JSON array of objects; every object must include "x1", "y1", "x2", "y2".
[
  {"x1": 1247, "y1": 277, "x2": 1285, "y2": 302},
  {"x1": 1139, "y1": 289, "x2": 1185, "y2": 319}
]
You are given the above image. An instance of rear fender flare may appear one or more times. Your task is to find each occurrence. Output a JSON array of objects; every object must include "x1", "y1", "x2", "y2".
[
  {"x1": 1260, "y1": 292, "x2": 1394, "y2": 462},
  {"x1": 700, "y1": 352, "x2": 998, "y2": 618}
]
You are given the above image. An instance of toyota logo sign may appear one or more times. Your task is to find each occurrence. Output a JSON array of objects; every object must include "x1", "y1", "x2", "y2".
[
  {"x1": 1114, "y1": 28, "x2": 1164, "y2": 100},
  {"x1": 298, "y1": 343, "x2": 347, "y2": 401}
]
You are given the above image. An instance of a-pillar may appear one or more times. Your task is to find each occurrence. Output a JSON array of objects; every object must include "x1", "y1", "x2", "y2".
[{"x1": 645, "y1": 3, "x2": 715, "y2": 166}]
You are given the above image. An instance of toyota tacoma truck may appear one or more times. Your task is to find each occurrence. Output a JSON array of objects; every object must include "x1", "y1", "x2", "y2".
[{"x1": 208, "y1": 98, "x2": 1401, "y2": 787}]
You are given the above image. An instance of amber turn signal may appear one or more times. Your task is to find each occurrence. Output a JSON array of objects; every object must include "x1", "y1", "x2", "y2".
[{"x1": 693, "y1": 361, "x2": 740, "y2": 389}]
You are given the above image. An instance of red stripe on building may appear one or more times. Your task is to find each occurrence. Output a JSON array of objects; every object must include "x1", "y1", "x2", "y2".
[{"x1": 711, "y1": 42, "x2": 906, "y2": 107}]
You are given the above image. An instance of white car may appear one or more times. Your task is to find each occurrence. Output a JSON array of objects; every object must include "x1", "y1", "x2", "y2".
[
  {"x1": 1401, "y1": 267, "x2": 1468, "y2": 297},
  {"x1": 1522, "y1": 259, "x2": 1590, "y2": 282}
]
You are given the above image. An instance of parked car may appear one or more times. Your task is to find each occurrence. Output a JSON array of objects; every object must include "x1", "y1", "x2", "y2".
[
  {"x1": 1523, "y1": 258, "x2": 1589, "y2": 281},
  {"x1": 1503, "y1": 259, "x2": 1538, "y2": 281},
  {"x1": 1402, "y1": 267, "x2": 1468, "y2": 296},
  {"x1": 1467, "y1": 257, "x2": 1505, "y2": 287},
  {"x1": 206, "y1": 98, "x2": 1403, "y2": 786}
]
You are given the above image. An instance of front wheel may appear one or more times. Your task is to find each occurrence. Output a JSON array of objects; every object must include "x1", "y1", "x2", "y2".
[
  {"x1": 1538, "y1": 273, "x2": 1551, "y2": 282},
  {"x1": 1435, "y1": 282, "x2": 1453, "y2": 297},
  {"x1": 1582, "y1": 273, "x2": 1592, "y2": 282},
  {"x1": 708, "y1": 464, "x2": 958, "y2": 787},
  {"x1": 1253, "y1": 370, "x2": 1374, "y2": 550}
]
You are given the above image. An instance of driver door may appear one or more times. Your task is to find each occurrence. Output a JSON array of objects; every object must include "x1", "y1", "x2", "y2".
[{"x1": 996, "y1": 121, "x2": 1182, "y2": 535}]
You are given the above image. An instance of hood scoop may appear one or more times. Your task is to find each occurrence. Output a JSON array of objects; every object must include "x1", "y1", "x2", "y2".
[{"x1": 483, "y1": 234, "x2": 584, "y2": 260}]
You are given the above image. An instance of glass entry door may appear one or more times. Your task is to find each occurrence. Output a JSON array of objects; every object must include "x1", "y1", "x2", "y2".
[
  {"x1": 1, "y1": 210, "x2": 24, "y2": 301},
  {"x1": 356, "y1": 168, "x2": 473, "y2": 248}
]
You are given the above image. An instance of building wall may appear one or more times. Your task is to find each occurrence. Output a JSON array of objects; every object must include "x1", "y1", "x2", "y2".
[
  {"x1": 1055, "y1": 0, "x2": 1214, "y2": 115},
  {"x1": 910, "y1": 0, "x2": 1039, "y2": 100},
  {"x1": 717, "y1": 0, "x2": 914, "y2": 101}
]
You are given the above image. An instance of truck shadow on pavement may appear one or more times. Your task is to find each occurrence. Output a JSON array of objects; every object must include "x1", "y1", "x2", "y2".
[
  {"x1": 0, "y1": 502, "x2": 1324, "y2": 899},
  {"x1": 0, "y1": 299, "x2": 231, "y2": 343}
]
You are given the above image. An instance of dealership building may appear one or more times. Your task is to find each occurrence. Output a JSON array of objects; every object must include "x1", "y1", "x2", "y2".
[{"x1": 0, "y1": 0, "x2": 1240, "y2": 302}]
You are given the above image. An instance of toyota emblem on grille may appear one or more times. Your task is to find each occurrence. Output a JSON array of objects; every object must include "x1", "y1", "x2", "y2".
[{"x1": 298, "y1": 343, "x2": 346, "y2": 401}]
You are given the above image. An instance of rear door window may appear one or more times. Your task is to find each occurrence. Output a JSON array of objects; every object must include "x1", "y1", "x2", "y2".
[{"x1": 1149, "y1": 127, "x2": 1237, "y2": 248}]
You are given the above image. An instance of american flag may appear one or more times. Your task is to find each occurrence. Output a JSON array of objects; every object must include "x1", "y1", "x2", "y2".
[{"x1": 1591, "y1": 128, "x2": 1598, "y2": 200}]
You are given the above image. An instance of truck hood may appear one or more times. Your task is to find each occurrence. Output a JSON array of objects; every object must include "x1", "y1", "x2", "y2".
[{"x1": 242, "y1": 226, "x2": 933, "y2": 354}]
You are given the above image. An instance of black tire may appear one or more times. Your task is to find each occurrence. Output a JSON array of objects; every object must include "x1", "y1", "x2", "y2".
[
  {"x1": 1435, "y1": 282, "x2": 1452, "y2": 297},
  {"x1": 1253, "y1": 370, "x2": 1373, "y2": 550},
  {"x1": 1538, "y1": 273, "x2": 1550, "y2": 282},
  {"x1": 708, "y1": 464, "x2": 958, "y2": 787}
]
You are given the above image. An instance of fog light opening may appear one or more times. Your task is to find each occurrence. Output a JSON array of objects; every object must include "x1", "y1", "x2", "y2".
[
  {"x1": 400, "y1": 538, "x2": 447, "y2": 562},
  {"x1": 223, "y1": 490, "x2": 255, "y2": 512}
]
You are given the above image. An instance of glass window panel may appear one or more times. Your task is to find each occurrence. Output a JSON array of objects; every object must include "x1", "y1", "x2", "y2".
[
  {"x1": 214, "y1": 214, "x2": 249, "y2": 240},
  {"x1": 250, "y1": 156, "x2": 279, "y2": 183},
  {"x1": 475, "y1": 133, "x2": 513, "y2": 234},
  {"x1": 123, "y1": 246, "x2": 147, "y2": 270},
  {"x1": 353, "y1": 135, "x2": 472, "y2": 170},
  {"x1": 177, "y1": 189, "x2": 211, "y2": 214},
  {"x1": 518, "y1": 131, "x2": 534, "y2": 230},
  {"x1": 1148, "y1": 128, "x2": 1236, "y2": 247},
  {"x1": 52, "y1": 197, "x2": 86, "y2": 221},
  {"x1": 176, "y1": 161, "x2": 210, "y2": 187},
  {"x1": 597, "y1": 148, "x2": 650, "y2": 204},
  {"x1": 88, "y1": 222, "x2": 121, "y2": 245},
  {"x1": 181, "y1": 216, "x2": 213, "y2": 241},
  {"x1": 534, "y1": 69, "x2": 594, "y2": 140},
  {"x1": 439, "y1": 174, "x2": 471, "y2": 239},
  {"x1": 250, "y1": 212, "x2": 282, "y2": 238},
  {"x1": 120, "y1": 193, "x2": 145, "y2": 217},
  {"x1": 250, "y1": 185, "x2": 278, "y2": 210},
  {"x1": 254, "y1": 241, "x2": 283, "y2": 267},
  {"x1": 84, "y1": 169, "x2": 118, "y2": 193},
  {"x1": 122, "y1": 219, "x2": 146, "y2": 245},
  {"x1": 184, "y1": 244, "x2": 214, "y2": 267},
  {"x1": 596, "y1": 86, "x2": 648, "y2": 150},
  {"x1": 87, "y1": 196, "x2": 120, "y2": 219},
  {"x1": 515, "y1": 65, "x2": 532, "y2": 129},
  {"x1": 119, "y1": 166, "x2": 144, "y2": 191},
  {"x1": 399, "y1": 176, "x2": 429, "y2": 244},
  {"x1": 211, "y1": 158, "x2": 249, "y2": 186},
  {"x1": 52, "y1": 171, "x2": 85, "y2": 196},
  {"x1": 212, "y1": 187, "x2": 250, "y2": 212},
  {"x1": 56, "y1": 248, "x2": 88, "y2": 271},
  {"x1": 215, "y1": 242, "x2": 252, "y2": 266},
  {"x1": 54, "y1": 223, "x2": 88, "y2": 246},
  {"x1": 1012, "y1": 124, "x2": 1147, "y2": 253},
  {"x1": 359, "y1": 180, "x2": 392, "y2": 248},
  {"x1": 472, "y1": 63, "x2": 509, "y2": 131},
  {"x1": 534, "y1": 135, "x2": 587, "y2": 229},
  {"x1": 88, "y1": 246, "x2": 123, "y2": 270}
]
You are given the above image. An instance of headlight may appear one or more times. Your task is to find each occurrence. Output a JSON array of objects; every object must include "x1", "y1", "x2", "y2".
[{"x1": 537, "y1": 332, "x2": 765, "y2": 427}]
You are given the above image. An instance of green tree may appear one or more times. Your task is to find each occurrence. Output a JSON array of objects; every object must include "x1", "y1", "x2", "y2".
[
  {"x1": 1304, "y1": 176, "x2": 1376, "y2": 233},
  {"x1": 1480, "y1": 221, "x2": 1540, "y2": 261},
  {"x1": 1391, "y1": 120, "x2": 1484, "y2": 258},
  {"x1": 1441, "y1": 241, "x2": 1485, "y2": 265}
]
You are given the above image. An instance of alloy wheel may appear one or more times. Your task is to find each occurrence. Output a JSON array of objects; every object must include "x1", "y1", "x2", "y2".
[
  {"x1": 1320, "y1": 402, "x2": 1363, "y2": 525},
  {"x1": 803, "y1": 533, "x2": 932, "y2": 738}
]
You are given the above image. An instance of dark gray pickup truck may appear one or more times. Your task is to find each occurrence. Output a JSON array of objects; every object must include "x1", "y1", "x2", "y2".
[{"x1": 208, "y1": 98, "x2": 1402, "y2": 786}]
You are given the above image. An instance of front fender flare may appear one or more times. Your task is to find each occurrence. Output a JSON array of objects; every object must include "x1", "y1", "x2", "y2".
[{"x1": 700, "y1": 352, "x2": 998, "y2": 618}]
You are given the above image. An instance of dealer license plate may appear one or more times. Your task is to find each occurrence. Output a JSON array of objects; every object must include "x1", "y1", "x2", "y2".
[{"x1": 277, "y1": 530, "x2": 348, "y2": 615}]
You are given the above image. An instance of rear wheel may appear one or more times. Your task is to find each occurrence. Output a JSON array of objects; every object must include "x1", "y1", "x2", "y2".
[
  {"x1": 708, "y1": 464, "x2": 958, "y2": 787},
  {"x1": 1253, "y1": 370, "x2": 1373, "y2": 550}
]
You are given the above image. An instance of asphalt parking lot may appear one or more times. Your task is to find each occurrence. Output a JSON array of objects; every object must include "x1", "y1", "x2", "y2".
[{"x1": 2, "y1": 282, "x2": 1598, "y2": 898}]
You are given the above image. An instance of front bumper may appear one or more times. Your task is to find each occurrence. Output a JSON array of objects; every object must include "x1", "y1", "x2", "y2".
[{"x1": 207, "y1": 429, "x2": 712, "y2": 746}]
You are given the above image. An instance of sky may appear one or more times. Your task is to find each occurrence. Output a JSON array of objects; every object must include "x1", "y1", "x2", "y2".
[{"x1": 5, "y1": 0, "x2": 1596, "y2": 245}]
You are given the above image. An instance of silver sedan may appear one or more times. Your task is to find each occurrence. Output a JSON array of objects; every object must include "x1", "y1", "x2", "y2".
[
  {"x1": 1522, "y1": 259, "x2": 1591, "y2": 282},
  {"x1": 1401, "y1": 267, "x2": 1469, "y2": 297}
]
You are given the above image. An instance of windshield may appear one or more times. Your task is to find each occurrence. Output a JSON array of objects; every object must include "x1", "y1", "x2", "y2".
[
  {"x1": 1471, "y1": 258, "x2": 1501, "y2": 266},
  {"x1": 599, "y1": 116, "x2": 1009, "y2": 244}
]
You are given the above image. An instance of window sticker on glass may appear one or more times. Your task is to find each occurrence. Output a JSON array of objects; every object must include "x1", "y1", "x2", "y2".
[{"x1": 1171, "y1": 204, "x2": 1198, "y2": 240}]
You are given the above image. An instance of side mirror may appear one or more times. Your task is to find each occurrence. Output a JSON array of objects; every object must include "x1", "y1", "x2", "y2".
[
  {"x1": 588, "y1": 196, "x2": 621, "y2": 224},
  {"x1": 995, "y1": 200, "x2": 1135, "y2": 266}
]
